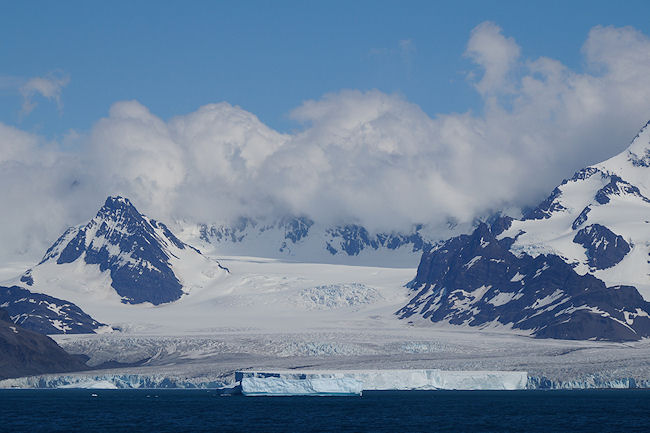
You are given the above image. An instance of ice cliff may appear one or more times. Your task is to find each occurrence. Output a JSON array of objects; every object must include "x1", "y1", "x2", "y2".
[{"x1": 236, "y1": 370, "x2": 528, "y2": 395}]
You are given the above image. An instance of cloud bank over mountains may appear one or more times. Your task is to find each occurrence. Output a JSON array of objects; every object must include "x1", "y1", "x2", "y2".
[{"x1": 2, "y1": 23, "x2": 650, "y2": 262}]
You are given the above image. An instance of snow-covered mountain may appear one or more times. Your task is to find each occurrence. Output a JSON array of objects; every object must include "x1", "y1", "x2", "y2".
[
  {"x1": 0, "y1": 285, "x2": 105, "y2": 334},
  {"x1": 399, "y1": 121, "x2": 650, "y2": 341},
  {"x1": 14, "y1": 196, "x2": 228, "y2": 309},
  {"x1": 177, "y1": 217, "x2": 467, "y2": 267},
  {"x1": 504, "y1": 121, "x2": 650, "y2": 296}
]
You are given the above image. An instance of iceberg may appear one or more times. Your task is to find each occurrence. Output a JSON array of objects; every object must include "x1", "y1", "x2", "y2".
[
  {"x1": 239, "y1": 375, "x2": 364, "y2": 396},
  {"x1": 236, "y1": 369, "x2": 528, "y2": 396},
  {"x1": 58, "y1": 379, "x2": 119, "y2": 389}
]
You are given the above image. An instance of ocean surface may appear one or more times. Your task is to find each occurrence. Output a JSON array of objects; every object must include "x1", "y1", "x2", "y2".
[{"x1": 1, "y1": 389, "x2": 649, "y2": 432}]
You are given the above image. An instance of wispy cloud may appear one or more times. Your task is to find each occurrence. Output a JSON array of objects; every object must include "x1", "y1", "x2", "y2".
[
  {"x1": 19, "y1": 71, "x2": 70, "y2": 116},
  {"x1": 368, "y1": 38, "x2": 416, "y2": 64},
  {"x1": 398, "y1": 39, "x2": 415, "y2": 55}
]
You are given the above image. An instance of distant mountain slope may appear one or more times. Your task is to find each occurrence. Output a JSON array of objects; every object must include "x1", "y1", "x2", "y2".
[
  {"x1": 0, "y1": 308, "x2": 88, "y2": 380},
  {"x1": 0, "y1": 285, "x2": 104, "y2": 334},
  {"x1": 398, "y1": 222, "x2": 650, "y2": 341},
  {"x1": 503, "y1": 120, "x2": 650, "y2": 296},
  {"x1": 398, "y1": 121, "x2": 650, "y2": 341},
  {"x1": 15, "y1": 196, "x2": 228, "y2": 309},
  {"x1": 177, "y1": 217, "x2": 465, "y2": 267}
]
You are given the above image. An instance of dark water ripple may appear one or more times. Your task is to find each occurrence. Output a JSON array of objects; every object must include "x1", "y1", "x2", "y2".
[{"x1": 1, "y1": 389, "x2": 649, "y2": 432}]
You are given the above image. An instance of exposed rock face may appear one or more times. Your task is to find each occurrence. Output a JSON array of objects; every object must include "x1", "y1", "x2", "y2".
[
  {"x1": 593, "y1": 175, "x2": 650, "y2": 205},
  {"x1": 502, "y1": 123, "x2": 650, "y2": 292},
  {"x1": 0, "y1": 308, "x2": 88, "y2": 380},
  {"x1": 24, "y1": 196, "x2": 227, "y2": 306},
  {"x1": 399, "y1": 120, "x2": 650, "y2": 341},
  {"x1": 0, "y1": 285, "x2": 104, "y2": 334},
  {"x1": 46, "y1": 196, "x2": 186, "y2": 304},
  {"x1": 398, "y1": 223, "x2": 650, "y2": 341},
  {"x1": 397, "y1": 122, "x2": 650, "y2": 341},
  {"x1": 324, "y1": 224, "x2": 429, "y2": 256},
  {"x1": 522, "y1": 187, "x2": 566, "y2": 220},
  {"x1": 573, "y1": 224, "x2": 630, "y2": 270},
  {"x1": 195, "y1": 217, "x2": 439, "y2": 266}
]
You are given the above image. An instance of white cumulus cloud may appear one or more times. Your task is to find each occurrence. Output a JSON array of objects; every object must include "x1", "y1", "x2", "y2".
[
  {"x1": 2, "y1": 23, "x2": 650, "y2": 263},
  {"x1": 465, "y1": 21, "x2": 521, "y2": 96}
]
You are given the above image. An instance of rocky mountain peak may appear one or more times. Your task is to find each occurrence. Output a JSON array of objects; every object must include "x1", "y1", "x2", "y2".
[{"x1": 24, "y1": 196, "x2": 227, "y2": 306}]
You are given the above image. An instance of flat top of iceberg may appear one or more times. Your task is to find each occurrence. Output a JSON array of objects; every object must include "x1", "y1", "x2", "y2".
[
  {"x1": 238, "y1": 369, "x2": 527, "y2": 375},
  {"x1": 238, "y1": 369, "x2": 529, "y2": 392}
]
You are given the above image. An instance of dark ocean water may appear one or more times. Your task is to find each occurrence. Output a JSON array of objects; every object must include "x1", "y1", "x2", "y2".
[{"x1": 1, "y1": 389, "x2": 649, "y2": 432}]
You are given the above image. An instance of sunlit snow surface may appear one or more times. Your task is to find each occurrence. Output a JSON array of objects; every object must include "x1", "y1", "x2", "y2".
[
  {"x1": 499, "y1": 123, "x2": 650, "y2": 299},
  {"x1": 1, "y1": 256, "x2": 413, "y2": 334},
  {"x1": 2, "y1": 254, "x2": 650, "y2": 390}
]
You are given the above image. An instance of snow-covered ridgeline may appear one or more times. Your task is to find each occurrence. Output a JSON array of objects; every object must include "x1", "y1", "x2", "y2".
[
  {"x1": 500, "y1": 121, "x2": 650, "y2": 295},
  {"x1": 400, "y1": 121, "x2": 650, "y2": 340},
  {"x1": 9, "y1": 196, "x2": 229, "y2": 330},
  {"x1": 176, "y1": 217, "x2": 466, "y2": 268}
]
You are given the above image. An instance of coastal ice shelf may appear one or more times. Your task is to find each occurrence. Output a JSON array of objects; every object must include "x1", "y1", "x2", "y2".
[{"x1": 236, "y1": 369, "x2": 528, "y2": 396}]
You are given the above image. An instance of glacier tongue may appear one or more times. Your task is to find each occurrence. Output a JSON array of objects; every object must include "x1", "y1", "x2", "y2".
[{"x1": 237, "y1": 369, "x2": 528, "y2": 395}]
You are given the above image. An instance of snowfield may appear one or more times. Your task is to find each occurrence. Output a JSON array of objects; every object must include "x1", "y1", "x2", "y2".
[
  {"x1": 2, "y1": 255, "x2": 650, "y2": 390},
  {"x1": 3, "y1": 256, "x2": 415, "y2": 334},
  {"x1": 499, "y1": 122, "x2": 650, "y2": 299},
  {"x1": 297, "y1": 283, "x2": 383, "y2": 310}
]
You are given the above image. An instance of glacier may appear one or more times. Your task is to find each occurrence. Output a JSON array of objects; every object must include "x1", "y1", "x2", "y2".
[
  {"x1": 4, "y1": 371, "x2": 650, "y2": 391},
  {"x1": 0, "y1": 369, "x2": 528, "y2": 393},
  {"x1": 0, "y1": 373, "x2": 229, "y2": 389}
]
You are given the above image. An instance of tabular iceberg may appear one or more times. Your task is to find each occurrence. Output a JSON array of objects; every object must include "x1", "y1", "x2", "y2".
[{"x1": 236, "y1": 369, "x2": 528, "y2": 396}]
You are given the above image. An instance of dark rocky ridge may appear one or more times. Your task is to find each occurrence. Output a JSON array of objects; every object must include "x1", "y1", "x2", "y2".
[
  {"x1": 398, "y1": 222, "x2": 650, "y2": 341},
  {"x1": 405, "y1": 124, "x2": 650, "y2": 342},
  {"x1": 573, "y1": 224, "x2": 630, "y2": 270},
  {"x1": 0, "y1": 308, "x2": 88, "y2": 380},
  {"x1": 200, "y1": 217, "x2": 433, "y2": 257},
  {"x1": 0, "y1": 285, "x2": 104, "y2": 334},
  {"x1": 324, "y1": 224, "x2": 429, "y2": 256},
  {"x1": 594, "y1": 175, "x2": 650, "y2": 205},
  {"x1": 37, "y1": 196, "x2": 215, "y2": 305}
]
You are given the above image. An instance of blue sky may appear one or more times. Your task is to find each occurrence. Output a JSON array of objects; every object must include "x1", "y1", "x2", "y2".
[
  {"x1": 3, "y1": 1, "x2": 650, "y2": 261},
  {"x1": 3, "y1": 0, "x2": 650, "y2": 138}
]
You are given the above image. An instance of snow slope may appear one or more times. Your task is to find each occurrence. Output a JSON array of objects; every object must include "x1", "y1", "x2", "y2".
[
  {"x1": 502, "y1": 121, "x2": 650, "y2": 298},
  {"x1": 0, "y1": 285, "x2": 105, "y2": 334},
  {"x1": 3, "y1": 254, "x2": 415, "y2": 335},
  {"x1": 400, "y1": 121, "x2": 650, "y2": 340},
  {"x1": 1, "y1": 196, "x2": 418, "y2": 336},
  {"x1": 9, "y1": 196, "x2": 228, "y2": 312},
  {"x1": 176, "y1": 217, "x2": 469, "y2": 268}
]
